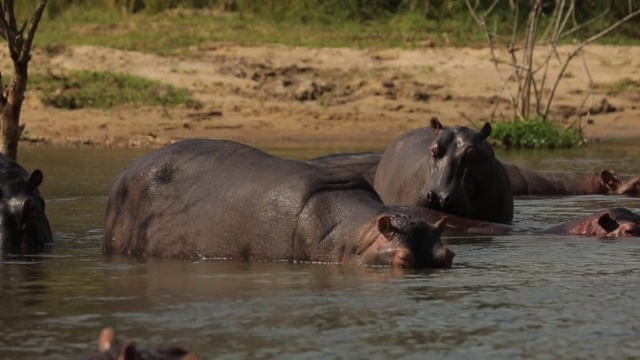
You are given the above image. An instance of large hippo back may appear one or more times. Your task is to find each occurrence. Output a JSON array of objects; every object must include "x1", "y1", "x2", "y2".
[
  {"x1": 374, "y1": 119, "x2": 513, "y2": 224},
  {"x1": 104, "y1": 139, "x2": 455, "y2": 268},
  {"x1": 104, "y1": 139, "x2": 376, "y2": 259},
  {"x1": 0, "y1": 155, "x2": 53, "y2": 254}
]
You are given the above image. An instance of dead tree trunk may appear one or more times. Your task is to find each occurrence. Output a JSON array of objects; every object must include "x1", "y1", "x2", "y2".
[{"x1": 0, "y1": 0, "x2": 48, "y2": 160}]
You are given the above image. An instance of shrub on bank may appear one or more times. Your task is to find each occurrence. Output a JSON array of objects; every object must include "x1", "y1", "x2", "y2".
[
  {"x1": 30, "y1": 70, "x2": 199, "y2": 109},
  {"x1": 490, "y1": 118, "x2": 584, "y2": 149}
]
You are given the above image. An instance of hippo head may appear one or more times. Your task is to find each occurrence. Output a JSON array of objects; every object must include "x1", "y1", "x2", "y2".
[
  {"x1": 81, "y1": 327, "x2": 200, "y2": 360},
  {"x1": 595, "y1": 208, "x2": 640, "y2": 237},
  {"x1": 418, "y1": 118, "x2": 500, "y2": 219},
  {"x1": 599, "y1": 170, "x2": 640, "y2": 196},
  {"x1": 0, "y1": 169, "x2": 52, "y2": 254},
  {"x1": 358, "y1": 212, "x2": 454, "y2": 269}
]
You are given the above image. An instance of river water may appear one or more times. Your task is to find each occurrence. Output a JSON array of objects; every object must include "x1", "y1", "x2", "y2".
[{"x1": 1, "y1": 142, "x2": 639, "y2": 359}]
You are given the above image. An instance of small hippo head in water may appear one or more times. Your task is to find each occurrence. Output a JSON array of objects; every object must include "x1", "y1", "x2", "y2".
[
  {"x1": 544, "y1": 207, "x2": 640, "y2": 238},
  {"x1": 599, "y1": 170, "x2": 640, "y2": 196},
  {"x1": 80, "y1": 327, "x2": 201, "y2": 360},
  {"x1": 418, "y1": 118, "x2": 511, "y2": 222},
  {"x1": 595, "y1": 208, "x2": 640, "y2": 237},
  {"x1": 0, "y1": 167, "x2": 53, "y2": 254},
  {"x1": 357, "y1": 212, "x2": 454, "y2": 269}
]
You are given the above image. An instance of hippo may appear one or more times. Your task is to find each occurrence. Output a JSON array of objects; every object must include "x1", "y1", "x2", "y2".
[
  {"x1": 412, "y1": 207, "x2": 640, "y2": 238},
  {"x1": 103, "y1": 139, "x2": 454, "y2": 269},
  {"x1": 542, "y1": 208, "x2": 640, "y2": 238},
  {"x1": 374, "y1": 118, "x2": 513, "y2": 224},
  {"x1": 307, "y1": 151, "x2": 381, "y2": 185},
  {"x1": 503, "y1": 163, "x2": 640, "y2": 197},
  {"x1": 80, "y1": 327, "x2": 200, "y2": 360},
  {"x1": 0, "y1": 154, "x2": 53, "y2": 254}
]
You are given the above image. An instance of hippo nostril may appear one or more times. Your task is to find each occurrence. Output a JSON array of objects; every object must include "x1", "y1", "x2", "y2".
[
  {"x1": 426, "y1": 191, "x2": 439, "y2": 208},
  {"x1": 441, "y1": 195, "x2": 451, "y2": 207}
]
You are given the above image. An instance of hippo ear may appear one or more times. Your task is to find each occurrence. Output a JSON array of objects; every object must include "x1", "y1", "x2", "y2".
[
  {"x1": 430, "y1": 117, "x2": 443, "y2": 135},
  {"x1": 28, "y1": 169, "x2": 43, "y2": 190},
  {"x1": 597, "y1": 213, "x2": 620, "y2": 233},
  {"x1": 599, "y1": 170, "x2": 620, "y2": 191},
  {"x1": 119, "y1": 341, "x2": 137, "y2": 360},
  {"x1": 98, "y1": 327, "x2": 117, "y2": 352},
  {"x1": 433, "y1": 216, "x2": 447, "y2": 234},
  {"x1": 376, "y1": 215, "x2": 392, "y2": 235},
  {"x1": 479, "y1": 122, "x2": 492, "y2": 139}
]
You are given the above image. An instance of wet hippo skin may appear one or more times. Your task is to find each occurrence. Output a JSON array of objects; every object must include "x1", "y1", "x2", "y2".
[
  {"x1": 432, "y1": 207, "x2": 640, "y2": 238},
  {"x1": 374, "y1": 118, "x2": 513, "y2": 224},
  {"x1": 503, "y1": 163, "x2": 640, "y2": 196},
  {"x1": 103, "y1": 139, "x2": 454, "y2": 269},
  {"x1": 541, "y1": 208, "x2": 640, "y2": 237},
  {"x1": 0, "y1": 154, "x2": 53, "y2": 254},
  {"x1": 308, "y1": 125, "x2": 640, "y2": 202}
]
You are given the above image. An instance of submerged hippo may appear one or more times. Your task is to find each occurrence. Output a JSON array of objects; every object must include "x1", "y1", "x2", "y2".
[
  {"x1": 542, "y1": 208, "x2": 640, "y2": 238},
  {"x1": 503, "y1": 163, "x2": 640, "y2": 197},
  {"x1": 80, "y1": 327, "x2": 200, "y2": 360},
  {"x1": 103, "y1": 139, "x2": 454, "y2": 269},
  {"x1": 0, "y1": 155, "x2": 53, "y2": 254},
  {"x1": 374, "y1": 118, "x2": 513, "y2": 224},
  {"x1": 413, "y1": 207, "x2": 640, "y2": 238}
]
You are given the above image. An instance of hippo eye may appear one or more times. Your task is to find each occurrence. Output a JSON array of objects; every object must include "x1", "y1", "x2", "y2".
[
  {"x1": 430, "y1": 143, "x2": 440, "y2": 158},
  {"x1": 464, "y1": 146, "x2": 477, "y2": 160}
]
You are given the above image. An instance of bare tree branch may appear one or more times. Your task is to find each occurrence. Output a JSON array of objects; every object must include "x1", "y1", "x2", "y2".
[
  {"x1": 20, "y1": 0, "x2": 48, "y2": 63},
  {"x1": 543, "y1": 6, "x2": 640, "y2": 118},
  {"x1": 0, "y1": 0, "x2": 49, "y2": 159}
]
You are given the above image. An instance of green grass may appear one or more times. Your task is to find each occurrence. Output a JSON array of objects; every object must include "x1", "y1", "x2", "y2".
[
  {"x1": 31, "y1": 8, "x2": 489, "y2": 55},
  {"x1": 597, "y1": 78, "x2": 640, "y2": 95},
  {"x1": 490, "y1": 118, "x2": 585, "y2": 150},
  {"x1": 30, "y1": 70, "x2": 198, "y2": 109}
]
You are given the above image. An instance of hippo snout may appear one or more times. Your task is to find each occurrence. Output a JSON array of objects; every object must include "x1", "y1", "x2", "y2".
[
  {"x1": 614, "y1": 221, "x2": 640, "y2": 237},
  {"x1": 422, "y1": 190, "x2": 465, "y2": 216},
  {"x1": 435, "y1": 245, "x2": 455, "y2": 268}
]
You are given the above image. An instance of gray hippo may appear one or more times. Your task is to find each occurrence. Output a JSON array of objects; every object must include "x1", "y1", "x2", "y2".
[
  {"x1": 374, "y1": 118, "x2": 513, "y2": 224},
  {"x1": 0, "y1": 154, "x2": 53, "y2": 254},
  {"x1": 503, "y1": 163, "x2": 640, "y2": 196},
  {"x1": 308, "y1": 151, "x2": 380, "y2": 185},
  {"x1": 103, "y1": 139, "x2": 454, "y2": 269},
  {"x1": 79, "y1": 327, "x2": 200, "y2": 360},
  {"x1": 308, "y1": 149, "x2": 640, "y2": 199}
]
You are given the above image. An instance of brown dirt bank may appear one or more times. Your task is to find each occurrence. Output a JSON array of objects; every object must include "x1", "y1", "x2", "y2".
[{"x1": 10, "y1": 43, "x2": 640, "y2": 150}]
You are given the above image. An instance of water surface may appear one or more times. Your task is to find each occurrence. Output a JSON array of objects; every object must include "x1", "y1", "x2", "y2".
[{"x1": 1, "y1": 144, "x2": 639, "y2": 359}]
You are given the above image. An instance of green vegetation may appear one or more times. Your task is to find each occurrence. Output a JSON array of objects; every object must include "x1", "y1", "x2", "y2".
[
  {"x1": 11, "y1": 0, "x2": 636, "y2": 55},
  {"x1": 597, "y1": 78, "x2": 640, "y2": 95},
  {"x1": 490, "y1": 118, "x2": 585, "y2": 150},
  {"x1": 30, "y1": 70, "x2": 198, "y2": 109}
]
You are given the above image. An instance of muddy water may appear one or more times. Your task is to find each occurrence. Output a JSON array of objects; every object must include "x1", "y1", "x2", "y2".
[{"x1": 1, "y1": 143, "x2": 640, "y2": 359}]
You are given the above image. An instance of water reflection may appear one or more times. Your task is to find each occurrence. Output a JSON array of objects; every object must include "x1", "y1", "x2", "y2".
[{"x1": 0, "y1": 145, "x2": 639, "y2": 359}]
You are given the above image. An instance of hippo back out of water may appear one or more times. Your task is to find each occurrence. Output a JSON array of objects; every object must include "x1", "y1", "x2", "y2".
[
  {"x1": 0, "y1": 155, "x2": 53, "y2": 254},
  {"x1": 503, "y1": 163, "x2": 640, "y2": 197},
  {"x1": 374, "y1": 118, "x2": 513, "y2": 224},
  {"x1": 103, "y1": 139, "x2": 454, "y2": 269}
]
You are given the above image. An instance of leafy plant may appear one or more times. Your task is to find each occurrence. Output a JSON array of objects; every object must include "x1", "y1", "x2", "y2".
[
  {"x1": 490, "y1": 118, "x2": 584, "y2": 149},
  {"x1": 30, "y1": 70, "x2": 199, "y2": 109}
]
